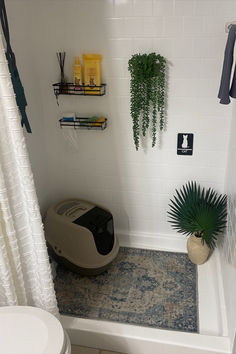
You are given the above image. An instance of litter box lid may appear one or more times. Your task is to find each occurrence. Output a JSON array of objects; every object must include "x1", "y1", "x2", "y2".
[{"x1": 0, "y1": 306, "x2": 65, "y2": 354}]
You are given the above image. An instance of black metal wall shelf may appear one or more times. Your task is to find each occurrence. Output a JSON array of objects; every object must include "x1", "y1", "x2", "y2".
[
  {"x1": 59, "y1": 117, "x2": 107, "y2": 130},
  {"x1": 53, "y1": 83, "x2": 106, "y2": 99}
]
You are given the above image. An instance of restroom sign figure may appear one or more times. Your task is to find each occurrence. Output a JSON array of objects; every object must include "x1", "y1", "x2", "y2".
[{"x1": 177, "y1": 133, "x2": 194, "y2": 155}]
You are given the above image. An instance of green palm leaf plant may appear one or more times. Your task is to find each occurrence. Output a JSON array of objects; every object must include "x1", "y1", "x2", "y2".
[{"x1": 167, "y1": 181, "x2": 227, "y2": 249}]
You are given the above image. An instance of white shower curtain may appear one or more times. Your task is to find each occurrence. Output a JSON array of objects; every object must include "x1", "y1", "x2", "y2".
[{"x1": 0, "y1": 33, "x2": 59, "y2": 317}]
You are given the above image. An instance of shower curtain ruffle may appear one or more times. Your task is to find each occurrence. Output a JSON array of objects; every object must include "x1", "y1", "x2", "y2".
[{"x1": 0, "y1": 32, "x2": 58, "y2": 318}]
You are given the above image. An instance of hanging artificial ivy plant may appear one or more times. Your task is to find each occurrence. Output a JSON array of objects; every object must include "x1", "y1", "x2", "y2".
[{"x1": 128, "y1": 52, "x2": 166, "y2": 150}]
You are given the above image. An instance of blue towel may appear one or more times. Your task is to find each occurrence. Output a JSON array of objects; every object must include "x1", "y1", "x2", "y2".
[
  {"x1": 0, "y1": 0, "x2": 31, "y2": 132},
  {"x1": 218, "y1": 24, "x2": 236, "y2": 105}
]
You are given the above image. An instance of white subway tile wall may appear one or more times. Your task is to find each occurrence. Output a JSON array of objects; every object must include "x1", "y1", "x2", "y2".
[{"x1": 6, "y1": 0, "x2": 234, "y2": 239}]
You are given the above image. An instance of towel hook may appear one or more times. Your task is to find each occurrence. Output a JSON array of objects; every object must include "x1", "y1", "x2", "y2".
[{"x1": 225, "y1": 21, "x2": 236, "y2": 33}]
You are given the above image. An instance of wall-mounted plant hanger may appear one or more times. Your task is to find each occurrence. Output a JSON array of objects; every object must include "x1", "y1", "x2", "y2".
[
  {"x1": 128, "y1": 52, "x2": 166, "y2": 150},
  {"x1": 59, "y1": 117, "x2": 107, "y2": 130}
]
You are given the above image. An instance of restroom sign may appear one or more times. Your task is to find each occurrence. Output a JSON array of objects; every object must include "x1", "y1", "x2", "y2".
[{"x1": 177, "y1": 133, "x2": 194, "y2": 155}]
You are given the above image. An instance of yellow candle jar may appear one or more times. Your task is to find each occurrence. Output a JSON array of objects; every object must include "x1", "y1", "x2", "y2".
[{"x1": 82, "y1": 54, "x2": 102, "y2": 95}]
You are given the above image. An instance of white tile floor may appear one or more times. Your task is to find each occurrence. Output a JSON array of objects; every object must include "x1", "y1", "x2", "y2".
[{"x1": 71, "y1": 345, "x2": 125, "y2": 354}]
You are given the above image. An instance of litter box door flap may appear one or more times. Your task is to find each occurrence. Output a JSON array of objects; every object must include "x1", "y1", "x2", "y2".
[{"x1": 73, "y1": 206, "x2": 115, "y2": 256}]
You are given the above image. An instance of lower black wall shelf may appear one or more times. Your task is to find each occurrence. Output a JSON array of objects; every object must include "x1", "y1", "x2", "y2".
[{"x1": 59, "y1": 117, "x2": 107, "y2": 130}]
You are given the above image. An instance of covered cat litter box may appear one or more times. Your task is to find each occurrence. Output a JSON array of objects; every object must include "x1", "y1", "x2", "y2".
[{"x1": 44, "y1": 199, "x2": 119, "y2": 275}]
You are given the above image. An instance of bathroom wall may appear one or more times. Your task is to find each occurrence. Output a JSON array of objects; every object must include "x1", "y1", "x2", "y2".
[
  {"x1": 220, "y1": 102, "x2": 236, "y2": 351},
  {"x1": 4, "y1": 1, "x2": 49, "y2": 207},
  {"x1": 6, "y1": 0, "x2": 234, "y2": 240}
]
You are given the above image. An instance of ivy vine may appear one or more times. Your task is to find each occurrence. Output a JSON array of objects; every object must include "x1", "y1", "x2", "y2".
[{"x1": 128, "y1": 53, "x2": 166, "y2": 150}]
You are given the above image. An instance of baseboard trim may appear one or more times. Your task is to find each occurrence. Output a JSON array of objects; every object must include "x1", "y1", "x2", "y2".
[
  {"x1": 214, "y1": 249, "x2": 229, "y2": 337},
  {"x1": 116, "y1": 230, "x2": 187, "y2": 253},
  {"x1": 63, "y1": 316, "x2": 231, "y2": 354}
]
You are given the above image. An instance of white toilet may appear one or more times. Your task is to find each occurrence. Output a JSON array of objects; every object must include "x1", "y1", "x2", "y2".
[{"x1": 0, "y1": 306, "x2": 71, "y2": 354}]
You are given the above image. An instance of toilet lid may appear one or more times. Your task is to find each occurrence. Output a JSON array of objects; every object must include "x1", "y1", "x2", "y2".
[{"x1": 0, "y1": 306, "x2": 65, "y2": 354}]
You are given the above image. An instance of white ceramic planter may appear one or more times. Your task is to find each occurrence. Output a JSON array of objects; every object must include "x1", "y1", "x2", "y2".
[{"x1": 187, "y1": 234, "x2": 210, "y2": 265}]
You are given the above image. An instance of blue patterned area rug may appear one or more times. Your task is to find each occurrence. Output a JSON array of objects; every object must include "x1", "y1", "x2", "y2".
[{"x1": 54, "y1": 247, "x2": 198, "y2": 332}]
